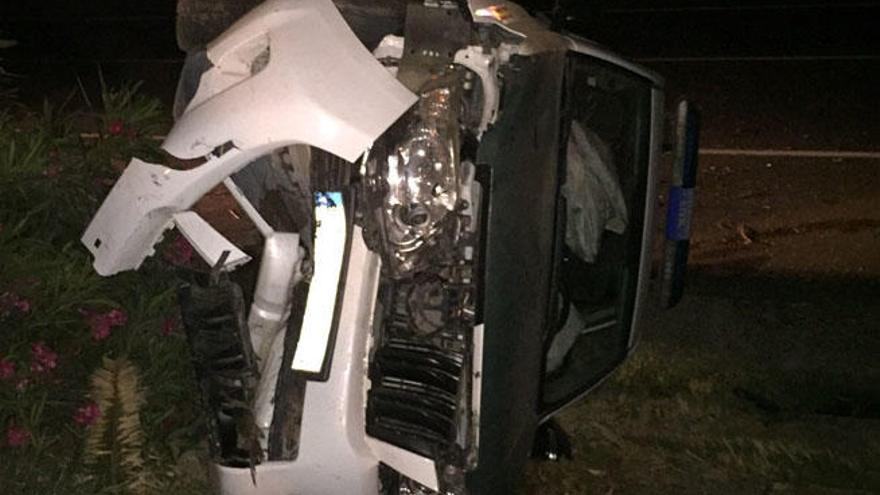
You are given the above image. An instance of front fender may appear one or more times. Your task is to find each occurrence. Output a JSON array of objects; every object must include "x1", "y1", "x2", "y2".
[
  {"x1": 82, "y1": 0, "x2": 416, "y2": 276},
  {"x1": 166, "y1": 0, "x2": 416, "y2": 162}
]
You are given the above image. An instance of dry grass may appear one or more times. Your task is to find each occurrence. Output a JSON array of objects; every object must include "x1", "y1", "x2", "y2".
[{"x1": 525, "y1": 293, "x2": 880, "y2": 494}]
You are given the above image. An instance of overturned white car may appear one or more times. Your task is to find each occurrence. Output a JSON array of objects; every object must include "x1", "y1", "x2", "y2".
[{"x1": 82, "y1": 0, "x2": 699, "y2": 493}]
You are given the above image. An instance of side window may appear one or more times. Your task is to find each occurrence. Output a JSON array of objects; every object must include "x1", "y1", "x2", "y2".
[{"x1": 542, "y1": 53, "x2": 653, "y2": 411}]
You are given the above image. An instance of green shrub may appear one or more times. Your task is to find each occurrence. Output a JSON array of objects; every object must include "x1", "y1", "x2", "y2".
[{"x1": 0, "y1": 82, "x2": 207, "y2": 494}]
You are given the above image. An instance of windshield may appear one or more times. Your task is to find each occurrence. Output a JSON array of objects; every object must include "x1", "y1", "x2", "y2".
[{"x1": 543, "y1": 54, "x2": 654, "y2": 410}]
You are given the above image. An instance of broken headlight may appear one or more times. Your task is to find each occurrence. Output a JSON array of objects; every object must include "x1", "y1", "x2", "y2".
[{"x1": 363, "y1": 70, "x2": 464, "y2": 278}]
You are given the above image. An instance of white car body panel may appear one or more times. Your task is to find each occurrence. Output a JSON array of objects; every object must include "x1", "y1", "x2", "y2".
[
  {"x1": 81, "y1": 0, "x2": 416, "y2": 276},
  {"x1": 214, "y1": 229, "x2": 439, "y2": 494},
  {"x1": 165, "y1": 0, "x2": 417, "y2": 162},
  {"x1": 249, "y1": 233, "x2": 303, "y2": 449},
  {"x1": 83, "y1": 150, "x2": 255, "y2": 276}
]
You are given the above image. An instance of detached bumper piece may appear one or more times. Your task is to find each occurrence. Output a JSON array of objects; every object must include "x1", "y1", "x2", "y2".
[{"x1": 178, "y1": 278, "x2": 261, "y2": 468}]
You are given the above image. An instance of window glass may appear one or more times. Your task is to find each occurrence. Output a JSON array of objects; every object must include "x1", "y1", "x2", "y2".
[{"x1": 543, "y1": 55, "x2": 653, "y2": 410}]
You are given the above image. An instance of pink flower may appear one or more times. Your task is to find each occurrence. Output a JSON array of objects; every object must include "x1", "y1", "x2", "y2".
[
  {"x1": 73, "y1": 402, "x2": 102, "y2": 427},
  {"x1": 105, "y1": 309, "x2": 127, "y2": 326},
  {"x1": 83, "y1": 308, "x2": 128, "y2": 341},
  {"x1": 41, "y1": 163, "x2": 63, "y2": 179},
  {"x1": 15, "y1": 378, "x2": 30, "y2": 392},
  {"x1": 107, "y1": 120, "x2": 125, "y2": 136},
  {"x1": 161, "y1": 316, "x2": 179, "y2": 336},
  {"x1": 88, "y1": 314, "x2": 112, "y2": 341},
  {"x1": 0, "y1": 359, "x2": 14, "y2": 380},
  {"x1": 0, "y1": 292, "x2": 30, "y2": 316},
  {"x1": 30, "y1": 341, "x2": 58, "y2": 374},
  {"x1": 6, "y1": 425, "x2": 30, "y2": 447},
  {"x1": 163, "y1": 234, "x2": 194, "y2": 266},
  {"x1": 12, "y1": 298, "x2": 30, "y2": 313}
]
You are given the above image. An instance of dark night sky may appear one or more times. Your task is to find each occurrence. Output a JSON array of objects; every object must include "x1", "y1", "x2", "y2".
[
  {"x1": 3, "y1": 1, "x2": 878, "y2": 59},
  {"x1": 1, "y1": 1, "x2": 878, "y2": 104},
  {"x1": 0, "y1": 0, "x2": 880, "y2": 61}
]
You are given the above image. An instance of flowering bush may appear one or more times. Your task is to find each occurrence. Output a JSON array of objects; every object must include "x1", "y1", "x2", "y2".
[{"x1": 0, "y1": 84, "x2": 207, "y2": 494}]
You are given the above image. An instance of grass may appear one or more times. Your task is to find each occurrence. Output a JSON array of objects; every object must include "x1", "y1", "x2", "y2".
[
  {"x1": 0, "y1": 84, "x2": 208, "y2": 494},
  {"x1": 526, "y1": 292, "x2": 880, "y2": 494}
]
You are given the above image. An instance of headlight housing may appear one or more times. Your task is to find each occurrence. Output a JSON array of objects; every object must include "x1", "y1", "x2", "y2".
[{"x1": 363, "y1": 70, "x2": 464, "y2": 277}]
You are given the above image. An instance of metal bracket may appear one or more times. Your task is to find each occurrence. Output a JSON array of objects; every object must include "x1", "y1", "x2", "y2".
[
  {"x1": 397, "y1": 2, "x2": 472, "y2": 91},
  {"x1": 454, "y1": 46, "x2": 500, "y2": 136}
]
